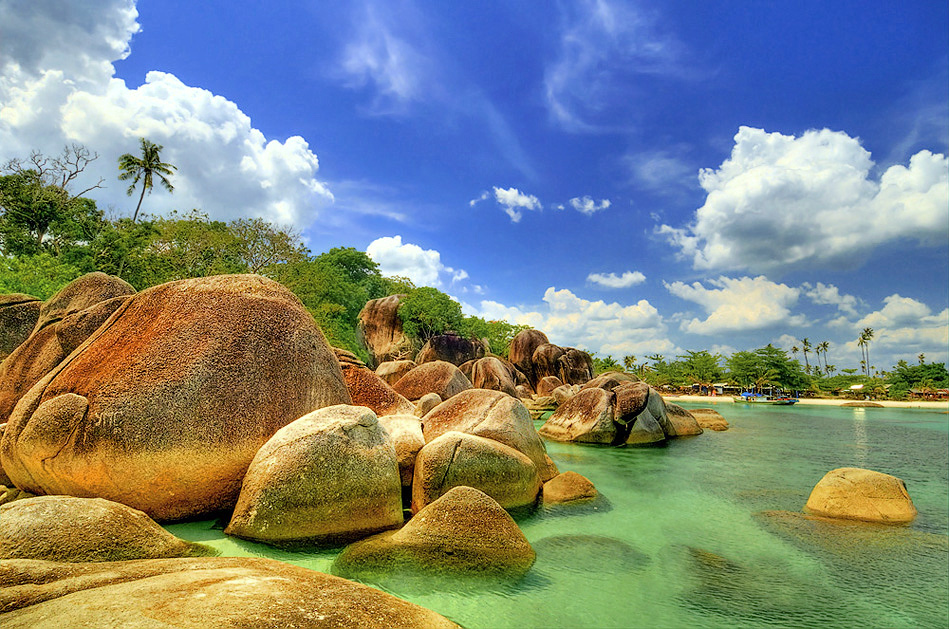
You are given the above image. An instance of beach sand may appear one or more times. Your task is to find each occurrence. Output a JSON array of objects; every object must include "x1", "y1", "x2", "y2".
[{"x1": 662, "y1": 394, "x2": 948, "y2": 411}]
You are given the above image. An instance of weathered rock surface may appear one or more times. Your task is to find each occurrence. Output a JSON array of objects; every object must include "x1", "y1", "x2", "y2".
[
  {"x1": 333, "y1": 486, "x2": 535, "y2": 582},
  {"x1": 0, "y1": 485, "x2": 34, "y2": 507},
  {"x1": 532, "y1": 343, "x2": 565, "y2": 383},
  {"x1": 509, "y1": 329, "x2": 550, "y2": 388},
  {"x1": 378, "y1": 414, "x2": 426, "y2": 487},
  {"x1": 416, "y1": 333, "x2": 486, "y2": 366},
  {"x1": 664, "y1": 403, "x2": 704, "y2": 437},
  {"x1": 0, "y1": 557, "x2": 460, "y2": 628},
  {"x1": 804, "y1": 467, "x2": 918, "y2": 524},
  {"x1": 415, "y1": 392, "x2": 442, "y2": 417},
  {"x1": 393, "y1": 360, "x2": 472, "y2": 401},
  {"x1": 0, "y1": 274, "x2": 351, "y2": 521},
  {"x1": 226, "y1": 405, "x2": 403, "y2": 546},
  {"x1": 32, "y1": 271, "x2": 135, "y2": 333},
  {"x1": 340, "y1": 362, "x2": 415, "y2": 417},
  {"x1": 552, "y1": 384, "x2": 579, "y2": 405},
  {"x1": 376, "y1": 359, "x2": 417, "y2": 386},
  {"x1": 689, "y1": 408, "x2": 729, "y2": 431},
  {"x1": 469, "y1": 356, "x2": 518, "y2": 397},
  {"x1": 0, "y1": 294, "x2": 40, "y2": 362},
  {"x1": 612, "y1": 381, "x2": 650, "y2": 424},
  {"x1": 421, "y1": 388, "x2": 558, "y2": 481},
  {"x1": 625, "y1": 408, "x2": 667, "y2": 445},
  {"x1": 581, "y1": 371, "x2": 640, "y2": 392},
  {"x1": 356, "y1": 294, "x2": 415, "y2": 368},
  {"x1": 537, "y1": 375, "x2": 565, "y2": 397},
  {"x1": 542, "y1": 471, "x2": 598, "y2": 506},
  {"x1": 539, "y1": 387, "x2": 618, "y2": 444},
  {"x1": 558, "y1": 347, "x2": 595, "y2": 385},
  {"x1": 0, "y1": 495, "x2": 211, "y2": 562},
  {"x1": 412, "y1": 431, "x2": 541, "y2": 512}
]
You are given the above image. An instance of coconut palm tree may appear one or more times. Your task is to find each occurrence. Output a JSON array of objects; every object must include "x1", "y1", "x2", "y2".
[
  {"x1": 118, "y1": 138, "x2": 177, "y2": 223},
  {"x1": 817, "y1": 341, "x2": 830, "y2": 375},
  {"x1": 859, "y1": 328, "x2": 874, "y2": 377},
  {"x1": 800, "y1": 338, "x2": 812, "y2": 374}
]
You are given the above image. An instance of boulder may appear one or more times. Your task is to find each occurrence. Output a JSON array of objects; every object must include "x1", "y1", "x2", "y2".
[
  {"x1": 581, "y1": 370, "x2": 640, "y2": 392},
  {"x1": 333, "y1": 486, "x2": 535, "y2": 582},
  {"x1": 558, "y1": 347, "x2": 595, "y2": 385},
  {"x1": 515, "y1": 384, "x2": 534, "y2": 399},
  {"x1": 804, "y1": 467, "x2": 918, "y2": 524},
  {"x1": 340, "y1": 362, "x2": 415, "y2": 417},
  {"x1": 509, "y1": 329, "x2": 549, "y2": 386},
  {"x1": 0, "y1": 294, "x2": 40, "y2": 362},
  {"x1": 0, "y1": 557, "x2": 459, "y2": 628},
  {"x1": 333, "y1": 347, "x2": 366, "y2": 368},
  {"x1": 421, "y1": 388, "x2": 558, "y2": 481},
  {"x1": 539, "y1": 387, "x2": 618, "y2": 444},
  {"x1": 226, "y1": 405, "x2": 403, "y2": 546},
  {"x1": 537, "y1": 375, "x2": 565, "y2": 397},
  {"x1": 376, "y1": 360, "x2": 417, "y2": 386},
  {"x1": 0, "y1": 275, "x2": 351, "y2": 521},
  {"x1": 688, "y1": 408, "x2": 729, "y2": 431},
  {"x1": 645, "y1": 388, "x2": 675, "y2": 435},
  {"x1": 542, "y1": 471, "x2": 598, "y2": 506},
  {"x1": 31, "y1": 271, "x2": 135, "y2": 334},
  {"x1": 664, "y1": 403, "x2": 704, "y2": 437},
  {"x1": 412, "y1": 431, "x2": 541, "y2": 512},
  {"x1": 356, "y1": 295, "x2": 416, "y2": 368},
  {"x1": 523, "y1": 395, "x2": 558, "y2": 421},
  {"x1": 416, "y1": 333, "x2": 486, "y2": 366},
  {"x1": 469, "y1": 356, "x2": 518, "y2": 397},
  {"x1": 625, "y1": 408, "x2": 667, "y2": 445},
  {"x1": 552, "y1": 384, "x2": 579, "y2": 405},
  {"x1": 393, "y1": 360, "x2": 472, "y2": 401},
  {"x1": 53, "y1": 295, "x2": 130, "y2": 356},
  {"x1": 378, "y1": 414, "x2": 426, "y2": 487},
  {"x1": 0, "y1": 495, "x2": 211, "y2": 562},
  {"x1": 414, "y1": 393, "x2": 442, "y2": 417},
  {"x1": 612, "y1": 381, "x2": 650, "y2": 424},
  {"x1": 532, "y1": 343, "x2": 565, "y2": 382},
  {"x1": 0, "y1": 485, "x2": 34, "y2": 507}
]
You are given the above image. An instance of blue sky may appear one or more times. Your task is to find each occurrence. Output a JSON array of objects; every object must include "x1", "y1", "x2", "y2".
[{"x1": 1, "y1": 0, "x2": 947, "y2": 372}]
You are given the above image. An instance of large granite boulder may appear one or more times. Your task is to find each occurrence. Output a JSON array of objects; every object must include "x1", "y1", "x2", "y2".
[
  {"x1": 333, "y1": 486, "x2": 535, "y2": 582},
  {"x1": 558, "y1": 347, "x2": 595, "y2": 385},
  {"x1": 0, "y1": 275, "x2": 351, "y2": 521},
  {"x1": 532, "y1": 343, "x2": 565, "y2": 382},
  {"x1": 30, "y1": 272, "x2": 135, "y2": 332},
  {"x1": 664, "y1": 403, "x2": 704, "y2": 436},
  {"x1": 804, "y1": 467, "x2": 918, "y2": 524},
  {"x1": 378, "y1": 414, "x2": 426, "y2": 488},
  {"x1": 226, "y1": 405, "x2": 403, "y2": 547},
  {"x1": 356, "y1": 295, "x2": 415, "y2": 368},
  {"x1": 415, "y1": 392, "x2": 442, "y2": 417},
  {"x1": 376, "y1": 359, "x2": 417, "y2": 386},
  {"x1": 625, "y1": 406, "x2": 667, "y2": 446},
  {"x1": 0, "y1": 495, "x2": 211, "y2": 562},
  {"x1": 690, "y1": 408, "x2": 730, "y2": 431},
  {"x1": 0, "y1": 294, "x2": 40, "y2": 362},
  {"x1": 340, "y1": 361, "x2": 415, "y2": 417},
  {"x1": 416, "y1": 333, "x2": 486, "y2": 366},
  {"x1": 0, "y1": 557, "x2": 459, "y2": 628},
  {"x1": 613, "y1": 381, "x2": 650, "y2": 424},
  {"x1": 539, "y1": 387, "x2": 619, "y2": 444},
  {"x1": 412, "y1": 431, "x2": 541, "y2": 512},
  {"x1": 422, "y1": 388, "x2": 558, "y2": 481},
  {"x1": 542, "y1": 471, "x2": 598, "y2": 507},
  {"x1": 393, "y1": 360, "x2": 472, "y2": 401},
  {"x1": 469, "y1": 356, "x2": 518, "y2": 397},
  {"x1": 581, "y1": 370, "x2": 640, "y2": 392},
  {"x1": 509, "y1": 329, "x2": 550, "y2": 387},
  {"x1": 537, "y1": 375, "x2": 565, "y2": 397}
]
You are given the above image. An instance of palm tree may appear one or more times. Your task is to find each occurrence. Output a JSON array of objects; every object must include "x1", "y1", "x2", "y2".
[
  {"x1": 800, "y1": 338, "x2": 812, "y2": 374},
  {"x1": 817, "y1": 341, "x2": 830, "y2": 375},
  {"x1": 859, "y1": 328, "x2": 874, "y2": 377},
  {"x1": 118, "y1": 138, "x2": 177, "y2": 223}
]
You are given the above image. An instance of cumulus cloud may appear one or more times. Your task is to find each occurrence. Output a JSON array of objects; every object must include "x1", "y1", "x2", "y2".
[
  {"x1": 664, "y1": 275, "x2": 804, "y2": 335},
  {"x1": 842, "y1": 295, "x2": 949, "y2": 366},
  {"x1": 492, "y1": 186, "x2": 542, "y2": 222},
  {"x1": 802, "y1": 282, "x2": 861, "y2": 317},
  {"x1": 587, "y1": 271, "x2": 646, "y2": 289},
  {"x1": 569, "y1": 196, "x2": 611, "y2": 215},
  {"x1": 659, "y1": 127, "x2": 949, "y2": 273},
  {"x1": 467, "y1": 287, "x2": 677, "y2": 358},
  {"x1": 366, "y1": 235, "x2": 469, "y2": 289},
  {"x1": 0, "y1": 0, "x2": 332, "y2": 227}
]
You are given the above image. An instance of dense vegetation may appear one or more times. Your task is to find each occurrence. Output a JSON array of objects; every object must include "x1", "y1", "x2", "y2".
[{"x1": 2, "y1": 144, "x2": 946, "y2": 397}]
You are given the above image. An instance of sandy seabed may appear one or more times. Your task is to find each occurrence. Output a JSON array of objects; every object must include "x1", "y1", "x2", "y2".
[{"x1": 663, "y1": 394, "x2": 948, "y2": 411}]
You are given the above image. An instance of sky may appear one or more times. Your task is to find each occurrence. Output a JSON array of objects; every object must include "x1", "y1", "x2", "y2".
[{"x1": 1, "y1": 0, "x2": 947, "y2": 373}]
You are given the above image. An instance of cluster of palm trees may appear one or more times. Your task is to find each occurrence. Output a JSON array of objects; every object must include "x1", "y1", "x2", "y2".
[
  {"x1": 791, "y1": 338, "x2": 834, "y2": 376},
  {"x1": 857, "y1": 327, "x2": 875, "y2": 377}
]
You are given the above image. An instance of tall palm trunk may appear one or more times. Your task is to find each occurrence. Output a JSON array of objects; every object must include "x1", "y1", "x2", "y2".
[{"x1": 132, "y1": 183, "x2": 147, "y2": 223}]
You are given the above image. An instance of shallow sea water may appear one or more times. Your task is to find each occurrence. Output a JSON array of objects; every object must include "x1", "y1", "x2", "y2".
[{"x1": 165, "y1": 404, "x2": 949, "y2": 628}]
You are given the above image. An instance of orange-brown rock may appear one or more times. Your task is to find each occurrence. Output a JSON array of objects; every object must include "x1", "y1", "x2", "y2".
[
  {"x1": 552, "y1": 384, "x2": 579, "y2": 405},
  {"x1": 31, "y1": 272, "x2": 135, "y2": 334},
  {"x1": 333, "y1": 486, "x2": 535, "y2": 582},
  {"x1": 515, "y1": 384, "x2": 534, "y2": 399},
  {"x1": 0, "y1": 275, "x2": 351, "y2": 521},
  {"x1": 558, "y1": 347, "x2": 595, "y2": 385},
  {"x1": 421, "y1": 388, "x2": 558, "y2": 481},
  {"x1": 416, "y1": 333, "x2": 486, "y2": 366},
  {"x1": 804, "y1": 467, "x2": 918, "y2": 524},
  {"x1": 340, "y1": 362, "x2": 415, "y2": 417},
  {"x1": 356, "y1": 295, "x2": 415, "y2": 368},
  {"x1": 581, "y1": 370, "x2": 640, "y2": 392},
  {"x1": 414, "y1": 392, "x2": 442, "y2": 417},
  {"x1": 0, "y1": 294, "x2": 40, "y2": 362},
  {"x1": 532, "y1": 343, "x2": 565, "y2": 382},
  {"x1": 0, "y1": 557, "x2": 460, "y2": 628},
  {"x1": 378, "y1": 414, "x2": 425, "y2": 487},
  {"x1": 613, "y1": 381, "x2": 650, "y2": 424},
  {"x1": 376, "y1": 359, "x2": 417, "y2": 386},
  {"x1": 412, "y1": 431, "x2": 541, "y2": 512},
  {"x1": 542, "y1": 471, "x2": 598, "y2": 506},
  {"x1": 226, "y1": 405, "x2": 403, "y2": 546},
  {"x1": 539, "y1": 387, "x2": 618, "y2": 444},
  {"x1": 509, "y1": 329, "x2": 549, "y2": 386},
  {"x1": 469, "y1": 356, "x2": 518, "y2": 397},
  {"x1": 664, "y1": 403, "x2": 704, "y2": 437},
  {"x1": 393, "y1": 360, "x2": 472, "y2": 401},
  {"x1": 690, "y1": 408, "x2": 729, "y2": 431},
  {"x1": 537, "y1": 375, "x2": 565, "y2": 397}
]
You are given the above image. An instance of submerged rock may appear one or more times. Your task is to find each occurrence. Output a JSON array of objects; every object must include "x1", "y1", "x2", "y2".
[
  {"x1": 804, "y1": 467, "x2": 917, "y2": 524},
  {"x1": 542, "y1": 471, "x2": 598, "y2": 506},
  {"x1": 689, "y1": 408, "x2": 729, "y2": 431},
  {"x1": 664, "y1": 403, "x2": 704, "y2": 437}
]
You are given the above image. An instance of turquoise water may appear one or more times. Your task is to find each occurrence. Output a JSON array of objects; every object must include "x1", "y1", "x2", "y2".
[{"x1": 166, "y1": 404, "x2": 949, "y2": 628}]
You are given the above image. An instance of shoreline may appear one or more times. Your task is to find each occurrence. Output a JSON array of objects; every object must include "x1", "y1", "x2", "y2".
[{"x1": 662, "y1": 394, "x2": 949, "y2": 411}]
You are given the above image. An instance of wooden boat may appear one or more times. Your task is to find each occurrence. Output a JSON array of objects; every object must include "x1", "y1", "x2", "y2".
[{"x1": 733, "y1": 393, "x2": 798, "y2": 405}]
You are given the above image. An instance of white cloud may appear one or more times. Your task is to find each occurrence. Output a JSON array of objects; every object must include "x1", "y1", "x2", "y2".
[
  {"x1": 627, "y1": 148, "x2": 697, "y2": 193},
  {"x1": 0, "y1": 1, "x2": 332, "y2": 228},
  {"x1": 569, "y1": 196, "x2": 611, "y2": 215},
  {"x1": 665, "y1": 275, "x2": 804, "y2": 335},
  {"x1": 659, "y1": 127, "x2": 949, "y2": 273},
  {"x1": 587, "y1": 271, "x2": 646, "y2": 289},
  {"x1": 492, "y1": 186, "x2": 542, "y2": 223},
  {"x1": 802, "y1": 282, "x2": 861, "y2": 317},
  {"x1": 842, "y1": 295, "x2": 949, "y2": 367},
  {"x1": 467, "y1": 288, "x2": 677, "y2": 358},
  {"x1": 366, "y1": 235, "x2": 470, "y2": 289}
]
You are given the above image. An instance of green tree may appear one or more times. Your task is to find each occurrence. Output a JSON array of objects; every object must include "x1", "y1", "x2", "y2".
[
  {"x1": 459, "y1": 316, "x2": 529, "y2": 358},
  {"x1": 592, "y1": 354, "x2": 621, "y2": 375},
  {"x1": 679, "y1": 350, "x2": 723, "y2": 387},
  {"x1": 817, "y1": 341, "x2": 830, "y2": 375},
  {"x1": 800, "y1": 337, "x2": 812, "y2": 374},
  {"x1": 858, "y1": 327, "x2": 874, "y2": 377},
  {"x1": 0, "y1": 252, "x2": 82, "y2": 299},
  {"x1": 397, "y1": 286, "x2": 465, "y2": 342},
  {"x1": 230, "y1": 217, "x2": 307, "y2": 275},
  {"x1": 118, "y1": 138, "x2": 177, "y2": 223}
]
